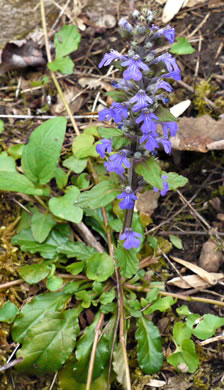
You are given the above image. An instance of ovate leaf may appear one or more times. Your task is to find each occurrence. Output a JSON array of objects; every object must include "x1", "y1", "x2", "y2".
[
  {"x1": 86, "y1": 253, "x2": 114, "y2": 282},
  {"x1": 76, "y1": 180, "x2": 120, "y2": 209},
  {"x1": 0, "y1": 152, "x2": 46, "y2": 195},
  {"x1": 190, "y1": 314, "x2": 224, "y2": 340},
  {"x1": 136, "y1": 315, "x2": 163, "y2": 374},
  {"x1": 115, "y1": 244, "x2": 139, "y2": 279},
  {"x1": 72, "y1": 134, "x2": 97, "y2": 159},
  {"x1": 62, "y1": 155, "x2": 87, "y2": 174},
  {"x1": 170, "y1": 37, "x2": 195, "y2": 55},
  {"x1": 12, "y1": 291, "x2": 71, "y2": 343},
  {"x1": 54, "y1": 25, "x2": 81, "y2": 58},
  {"x1": 165, "y1": 172, "x2": 188, "y2": 190},
  {"x1": 135, "y1": 157, "x2": 163, "y2": 189},
  {"x1": 0, "y1": 301, "x2": 19, "y2": 324},
  {"x1": 19, "y1": 263, "x2": 51, "y2": 284},
  {"x1": 47, "y1": 275, "x2": 64, "y2": 291},
  {"x1": 31, "y1": 208, "x2": 56, "y2": 243},
  {"x1": 21, "y1": 117, "x2": 67, "y2": 184},
  {"x1": 167, "y1": 339, "x2": 199, "y2": 373},
  {"x1": 16, "y1": 308, "x2": 80, "y2": 375},
  {"x1": 169, "y1": 234, "x2": 183, "y2": 249},
  {"x1": 98, "y1": 127, "x2": 123, "y2": 138},
  {"x1": 49, "y1": 186, "x2": 83, "y2": 224},
  {"x1": 48, "y1": 57, "x2": 74, "y2": 75}
]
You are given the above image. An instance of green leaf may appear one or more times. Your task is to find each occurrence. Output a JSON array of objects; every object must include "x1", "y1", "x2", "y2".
[
  {"x1": 144, "y1": 296, "x2": 176, "y2": 315},
  {"x1": 12, "y1": 291, "x2": 72, "y2": 343},
  {"x1": 49, "y1": 186, "x2": 83, "y2": 224},
  {"x1": 16, "y1": 308, "x2": 80, "y2": 375},
  {"x1": 173, "y1": 322, "x2": 192, "y2": 345},
  {"x1": 12, "y1": 225, "x2": 70, "y2": 259},
  {"x1": 47, "y1": 275, "x2": 64, "y2": 291},
  {"x1": 100, "y1": 290, "x2": 116, "y2": 305},
  {"x1": 63, "y1": 155, "x2": 87, "y2": 174},
  {"x1": 135, "y1": 157, "x2": 163, "y2": 188},
  {"x1": 72, "y1": 134, "x2": 97, "y2": 159},
  {"x1": 0, "y1": 301, "x2": 19, "y2": 324},
  {"x1": 31, "y1": 208, "x2": 56, "y2": 243},
  {"x1": 21, "y1": 117, "x2": 67, "y2": 184},
  {"x1": 76, "y1": 173, "x2": 89, "y2": 189},
  {"x1": 74, "y1": 314, "x2": 109, "y2": 383},
  {"x1": 190, "y1": 314, "x2": 224, "y2": 340},
  {"x1": 0, "y1": 152, "x2": 46, "y2": 195},
  {"x1": 19, "y1": 263, "x2": 51, "y2": 284},
  {"x1": 54, "y1": 25, "x2": 81, "y2": 58},
  {"x1": 55, "y1": 167, "x2": 68, "y2": 189},
  {"x1": 86, "y1": 253, "x2": 114, "y2": 282},
  {"x1": 155, "y1": 106, "x2": 177, "y2": 122},
  {"x1": 112, "y1": 343, "x2": 128, "y2": 389},
  {"x1": 165, "y1": 172, "x2": 188, "y2": 190},
  {"x1": 169, "y1": 234, "x2": 183, "y2": 249},
  {"x1": 84, "y1": 126, "x2": 99, "y2": 137},
  {"x1": 115, "y1": 244, "x2": 139, "y2": 279},
  {"x1": 59, "y1": 357, "x2": 108, "y2": 390},
  {"x1": 170, "y1": 37, "x2": 195, "y2": 55},
  {"x1": 136, "y1": 316, "x2": 163, "y2": 374},
  {"x1": 0, "y1": 119, "x2": 4, "y2": 134},
  {"x1": 8, "y1": 144, "x2": 24, "y2": 160},
  {"x1": 58, "y1": 241, "x2": 97, "y2": 260},
  {"x1": 76, "y1": 180, "x2": 120, "y2": 209},
  {"x1": 48, "y1": 57, "x2": 74, "y2": 74},
  {"x1": 66, "y1": 262, "x2": 84, "y2": 275},
  {"x1": 105, "y1": 90, "x2": 126, "y2": 101},
  {"x1": 167, "y1": 339, "x2": 199, "y2": 373},
  {"x1": 148, "y1": 235, "x2": 158, "y2": 250},
  {"x1": 176, "y1": 305, "x2": 192, "y2": 316},
  {"x1": 98, "y1": 127, "x2": 123, "y2": 138}
]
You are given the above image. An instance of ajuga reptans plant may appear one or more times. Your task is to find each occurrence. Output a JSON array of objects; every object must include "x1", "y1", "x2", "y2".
[{"x1": 97, "y1": 8, "x2": 180, "y2": 250}]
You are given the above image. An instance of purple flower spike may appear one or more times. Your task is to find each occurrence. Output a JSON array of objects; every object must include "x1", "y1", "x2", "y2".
[
  {"x1": 99, "y1": 102, "x2": 128, "y2": 124},
  {"x1": 129, "y1": 90, "x2": 153, "y2": 112},
  {"x1": 154, "y1": 25, "x2": 175, "y2": 44},
  {"x1": 140, "y1": 133, "x2": 159, "y2": 152},
  {"x1": 164, "y1": 71, "x2": 181, "y2": 81},
  {"x1": 120, "y1": 228, "x2": 142, "y2": 250},
  {"x1": 104, "y1": 150, "x2": 130, "y2": 175},
  {"x1": 117, "y1": 187, "x2": 137, "y2": 209},
  {"x1": 121, "y1": 55, "x2": 149, "y2": 81},
  {"x1": 136, "y1": 109, "x2": 159, "y2": 134},
  {"x1": 156, "y1": 80, "x2": 173, "y2": 93},
  {"x1": 96, "y1": 139, "x2": 112, "y2": 158},
  {"x1": 154, "y1": 174, "x2": 169, "y2": 196},
  {"x1": 161, "y1": 121, "x2": 178, "y2": 137},
  {"x1": 153, "y1": 53, "x2": 180, "y2": 73},
  {"x1": 99, "y1": 50, "x2": 126, "y2": 68},
  {"x1": 157, "y1": 138, "x2": 172, "y2": 154}
]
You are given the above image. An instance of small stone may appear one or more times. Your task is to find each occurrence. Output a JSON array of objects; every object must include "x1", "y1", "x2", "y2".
[{"x1": 199, "y1": 240, "x2": 224, "y2": 272}]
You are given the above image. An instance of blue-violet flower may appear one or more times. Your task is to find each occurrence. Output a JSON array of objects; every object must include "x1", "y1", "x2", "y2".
[
  {"x1": 104, "y1": 150, "x2": 130, "y2": 175},
  {"x1": 120, "y1": 228, "x2": 142, "y2": 249},
  {"x1": 117, "y1": 187, "x2": 137, "y2": 209},
  {"x1": 96, "y1": 139, "x2": 112, "y2": 158}
]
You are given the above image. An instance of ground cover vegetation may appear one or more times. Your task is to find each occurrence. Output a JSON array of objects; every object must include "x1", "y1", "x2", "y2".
[{"x1": 0, "y1": 1, "x2": 224, "y2": 389}]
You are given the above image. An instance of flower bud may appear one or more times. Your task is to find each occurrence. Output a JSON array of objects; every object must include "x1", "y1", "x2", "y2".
[{"x1": 132, "y1": 10, "x2": 140, "y2": 19}]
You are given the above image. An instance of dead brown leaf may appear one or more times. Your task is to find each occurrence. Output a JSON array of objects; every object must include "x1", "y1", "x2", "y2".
[
  {"x1": 167, "y1": 273, "x2": 224, "y2": 289},
  {"x1": 171, "y1": 115, "x2": 224, "y2": 152},
  {"x1": 135, "y1": 190, "x2": 160, "y2": 216},
  {"x1": 52, "y1": 84, "x2": 84, "y2": 115},
  {"x1": 170, "y1": 256, "x2": 218, "y2": 285}
]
